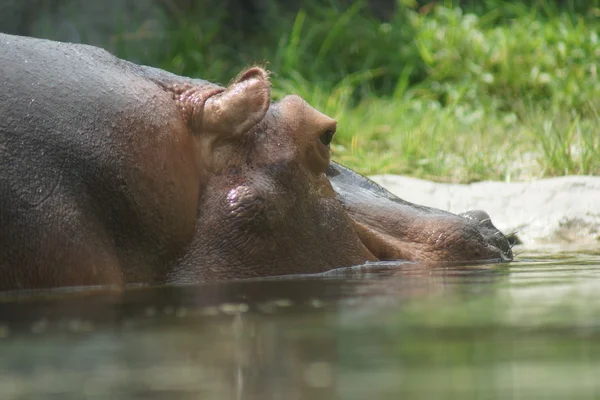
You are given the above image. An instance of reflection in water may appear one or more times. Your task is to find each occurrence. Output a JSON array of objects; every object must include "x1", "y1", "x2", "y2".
[{"x1": 0, "y1": 250, "x2": 599, "y2": 399}]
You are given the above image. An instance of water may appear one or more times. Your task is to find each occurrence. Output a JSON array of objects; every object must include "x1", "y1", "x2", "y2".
[{"x1": 0, "y1": 245, "x2": 599, "y2": 399}]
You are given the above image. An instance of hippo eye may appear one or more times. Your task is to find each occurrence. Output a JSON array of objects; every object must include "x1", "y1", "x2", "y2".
[{"x1": 319, "y1": 130, "x2": 335, "y2": 147}]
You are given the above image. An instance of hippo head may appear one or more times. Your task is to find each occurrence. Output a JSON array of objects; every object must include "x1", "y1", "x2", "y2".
[
  {"x1": 169, "y1": 67, "x2": 512, "y2": 283},
  {"x1": 170, "y1": 68, "x2": 377, "y2": 282}
]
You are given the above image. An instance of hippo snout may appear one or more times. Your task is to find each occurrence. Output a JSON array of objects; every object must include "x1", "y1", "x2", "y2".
[{"x1": 459, "y1": 210, "x2": 513, "y2": 261}]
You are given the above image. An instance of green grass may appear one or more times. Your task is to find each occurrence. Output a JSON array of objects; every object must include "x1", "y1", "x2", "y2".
[
  {"x1": 262, "y1": 1, "x2": 600, "y2": 181},
  {"x1": 56, "y1": 0, "x2": 600, "y2": 182}
]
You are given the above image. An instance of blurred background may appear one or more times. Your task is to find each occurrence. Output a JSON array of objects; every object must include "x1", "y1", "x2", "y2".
[{"x1": 1, "y1": 0, "x2": 598, "y2": 181}]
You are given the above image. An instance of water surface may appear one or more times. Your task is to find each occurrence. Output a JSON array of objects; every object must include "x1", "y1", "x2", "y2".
[{"x1": 1, "y1": 245, "x2": 599, "y2": 399}]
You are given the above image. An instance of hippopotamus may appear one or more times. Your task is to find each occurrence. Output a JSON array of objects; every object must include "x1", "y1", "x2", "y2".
[{"x1": 0, "y1": 33, "x2": 512, "y2": 290}]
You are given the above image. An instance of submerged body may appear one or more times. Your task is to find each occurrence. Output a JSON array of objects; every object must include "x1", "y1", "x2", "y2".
[{"x1": 0, "y1": 33, "x2": 512, "y2": 290}]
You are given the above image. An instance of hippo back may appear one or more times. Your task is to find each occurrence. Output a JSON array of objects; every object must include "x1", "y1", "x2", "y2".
[{"x1": 0, "y1": 34, "x2": 207, "y2": 288}]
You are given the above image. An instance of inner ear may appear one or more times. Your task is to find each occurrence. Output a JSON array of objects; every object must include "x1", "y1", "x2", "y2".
[{"x1": 197, "y1": 67, "x2": 271, "y2": 137}]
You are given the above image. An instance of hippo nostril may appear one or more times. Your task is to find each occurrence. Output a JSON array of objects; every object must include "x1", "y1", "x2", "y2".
[{"x1": 319, "y1": 130, "x2": 335, "y2": 147}]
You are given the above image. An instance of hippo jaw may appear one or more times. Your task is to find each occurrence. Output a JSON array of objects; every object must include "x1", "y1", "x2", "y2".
[
  {"x1": 350, "y1": 211, "x2": 513, "y2": 264},
  {"x1": 327, "y1": 162, "x2": 514, "y2": 265}
]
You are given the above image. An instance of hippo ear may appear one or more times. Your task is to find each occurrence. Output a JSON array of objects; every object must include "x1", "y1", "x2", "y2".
[{"x1": 199, "y1": 67, "x2": 271, "y2": 136}]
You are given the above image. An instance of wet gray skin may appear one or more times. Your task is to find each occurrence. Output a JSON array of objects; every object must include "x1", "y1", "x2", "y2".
[{"x1": 0, "y1": 247, "x2": 598, "y2": 399}]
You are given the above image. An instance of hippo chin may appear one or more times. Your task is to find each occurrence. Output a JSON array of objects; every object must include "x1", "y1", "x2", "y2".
[{"x1": 0, "y1": 33, "x2": 512, "y2": 290}]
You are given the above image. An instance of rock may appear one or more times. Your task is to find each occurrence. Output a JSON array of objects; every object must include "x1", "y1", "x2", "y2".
[{"x1": 370, "y1": 175, "x2": 600, "y2": 246}]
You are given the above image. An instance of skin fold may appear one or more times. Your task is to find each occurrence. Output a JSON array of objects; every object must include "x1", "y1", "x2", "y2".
[{"x1": 0, "y1": 33, "x2": 512, "y2": 290}]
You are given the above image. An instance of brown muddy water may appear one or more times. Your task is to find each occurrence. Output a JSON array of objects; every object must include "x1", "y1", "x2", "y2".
[{"x1": 0, "y1": 245, "x2": 599, "y2": 399}]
